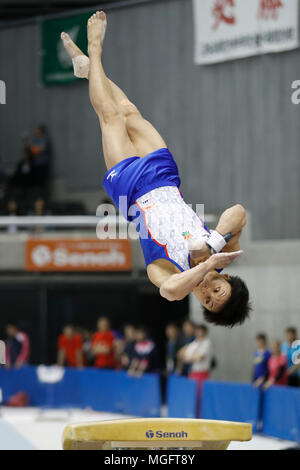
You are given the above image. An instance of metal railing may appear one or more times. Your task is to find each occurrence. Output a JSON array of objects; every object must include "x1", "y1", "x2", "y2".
[
  {"x1": 0, "y1": 215, "x2": 126, "y2": 228},
  {"x1": 0, "y1": 214, "x2": 217, "y2": 229}
]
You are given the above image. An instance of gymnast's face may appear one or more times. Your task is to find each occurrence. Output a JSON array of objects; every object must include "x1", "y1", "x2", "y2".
[{"x1": 194, "y1": 271, "x2": 232, "y2": 312}]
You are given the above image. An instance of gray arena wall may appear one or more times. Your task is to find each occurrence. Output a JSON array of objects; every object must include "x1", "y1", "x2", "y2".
[{"x1": 0, "y1": 0, "x2": 300, "y2": 239}]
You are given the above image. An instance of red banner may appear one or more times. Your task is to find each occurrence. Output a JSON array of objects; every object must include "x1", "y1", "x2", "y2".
[{"x1": 25, "y1": 239, "x2": 132, "y2": 272}]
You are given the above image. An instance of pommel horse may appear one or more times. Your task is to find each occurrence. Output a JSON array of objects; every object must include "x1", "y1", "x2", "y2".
[{"x1": 63, "y1": 418, "x2": 252, "y2": 450}]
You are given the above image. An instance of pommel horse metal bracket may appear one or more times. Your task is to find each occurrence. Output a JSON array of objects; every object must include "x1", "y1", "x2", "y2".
[{"x1": 62, "y1": 418, "x2": 252, "y2": 450}]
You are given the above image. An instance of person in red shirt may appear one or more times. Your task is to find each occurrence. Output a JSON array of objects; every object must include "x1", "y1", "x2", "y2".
[
  {"x1": 57, "y1": 325, "x2": 83, "y2": 368},
  {"x1": 264, "y1": 340, "x2": 288, "y2": 390},
  {"x1": 91, "y1": 317, "x2": 115, "y2": 368}
]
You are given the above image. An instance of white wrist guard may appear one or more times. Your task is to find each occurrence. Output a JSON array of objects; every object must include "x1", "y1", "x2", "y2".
[{"x1": 206, "y1": 230, "x2": 231, "y2": 254}]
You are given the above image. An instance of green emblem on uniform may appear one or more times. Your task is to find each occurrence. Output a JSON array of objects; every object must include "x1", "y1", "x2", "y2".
[{"x1": 182, "y1": 231, "x2": 192, "y2": 240}]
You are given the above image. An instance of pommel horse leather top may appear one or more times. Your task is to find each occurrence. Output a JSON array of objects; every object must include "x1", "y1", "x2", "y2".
[{"x1": 62, "y1": 418, "x2": 252, "y2": 450}]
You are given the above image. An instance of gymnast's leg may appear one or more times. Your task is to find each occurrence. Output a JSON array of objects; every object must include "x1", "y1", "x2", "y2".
[
  {"x1": 108, "y1": 81, "x2": 167, "y2": 157},
  {"x1": 61, "y1": 12, "x2": 167, "y2": 160},
  {"x1": 87, "y1": 12, "x2": 137, "y2": 170}
]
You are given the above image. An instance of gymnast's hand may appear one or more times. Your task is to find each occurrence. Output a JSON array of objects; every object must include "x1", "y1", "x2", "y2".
[{"x1": 209, "y1": 250, "x2": 243, "y2": 269}]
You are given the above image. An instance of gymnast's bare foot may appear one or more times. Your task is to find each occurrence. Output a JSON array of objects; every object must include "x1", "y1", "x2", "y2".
[
  {"x1": 61, "y1": 32, "x2": 83, "y2": 59},
  {"x1": 87, "y1": 11, "x2": 107, "y2": 56}
]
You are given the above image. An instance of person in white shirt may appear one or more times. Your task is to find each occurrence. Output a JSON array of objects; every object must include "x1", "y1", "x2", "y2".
[{"x1": 178, "y1": 324, "x2": 212, "y2": 417}]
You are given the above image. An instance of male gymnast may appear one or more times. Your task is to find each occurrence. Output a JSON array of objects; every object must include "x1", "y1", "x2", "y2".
[{"x1": 61, "y1": 11, "x2": 251, "y2": 328}]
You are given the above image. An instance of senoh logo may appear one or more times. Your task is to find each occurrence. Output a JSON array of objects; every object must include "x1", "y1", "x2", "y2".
[
  {"x1": 31, "y1": 245, "x2": 52, "y2": 266},
  {"x1": 25, "y1": 239, "x2": 132, "y2": 272},
  {"x1": 146, "y1": 430, "x2": 188, "y2": 439}
]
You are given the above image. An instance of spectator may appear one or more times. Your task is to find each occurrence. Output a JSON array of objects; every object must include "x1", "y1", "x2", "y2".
[
  {"x1": 176, "y1": 319, "x2": 196, "y2": 376},
  {"x1": 5, "y1": 199, "x2": 19, "y2": 233},
  {"x1": 57, "y1": 325, "x2": 83, "y2": 368},
  {"x1": 27, "y1": 197, "x2": 52, "y2": 217},
  {"x1": 5, "y1": 321, "x2": 30, "y2": 368},
  {"x1": 33, "y1": 198, "x2": 48, "y2": 216},
  {"x1": 281, "y1": 327, "x2": 300, "y2": 387},
  {"x1": 28, "y1": 198, "x2": 52, "y2": 233},
  {"x1": 120, "y1": 324, "x2": 136, "y2": 370},
  {"x1": 165, "y1": 323, "x2": 183, "y2": 374},
  {"x1": 253, "y1": 333, "x2": 271, "y2": 388},
  {"x1": 11, "y1": 146, "x2": 35, "y2": 194},
  {"x1": 112, "y1": 328, "x2": 125, "y2": 370},
  {"x1": 179, "y1": 325, "x2": 212, "y2": 416},
  {"x1": 91, "y1": 317, "x2": 115, "y2": 369},
  {"x1": 181, "y1": 319, "x2": 196, "y2": 345},
  {"x1": 30, "y1": 125, "x2": 51, "y2": 187},
  {"x1": 81, "y1": 328, "x2": 93, "y2": 367},
  {"x1": 264, "y1": 340, "x2": 288, "y2": 390},
  {"x1": 128, "y1": 326, "x2": 158, "y2": 377}
]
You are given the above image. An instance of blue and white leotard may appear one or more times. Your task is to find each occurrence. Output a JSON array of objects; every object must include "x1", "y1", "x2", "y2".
[{"x1": 103, "y1": 148, "x2": 211, "y2": 272}]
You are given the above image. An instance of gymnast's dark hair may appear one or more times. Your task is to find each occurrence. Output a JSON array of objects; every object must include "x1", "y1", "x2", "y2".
[{"x1": 202, "y1": 275, "x2": 252, "y2": 328}]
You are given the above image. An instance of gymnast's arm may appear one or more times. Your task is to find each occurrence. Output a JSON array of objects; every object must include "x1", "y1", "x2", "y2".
[
  {"x1": 215, "y1": 204, "x2": 247, "y2": 252},
  {"x1": 188, "y1": 204, "x2": 247, "y2": 260},
  {"x1": 149, "y1": 251, "x2": 243, "y2": 302}
]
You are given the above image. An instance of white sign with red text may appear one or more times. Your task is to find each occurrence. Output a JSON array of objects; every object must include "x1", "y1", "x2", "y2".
[{"x1": 193, "y1": 0, "x2": 298, "y2": 64}]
